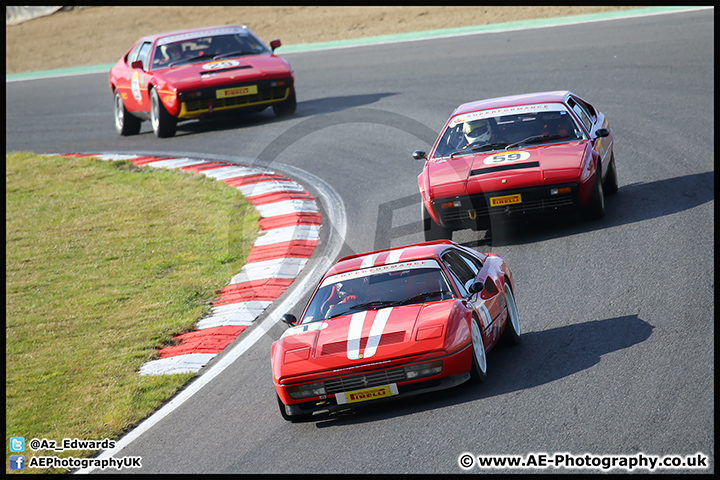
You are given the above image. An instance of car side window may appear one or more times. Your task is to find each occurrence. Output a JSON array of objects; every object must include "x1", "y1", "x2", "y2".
[
  {"x1": 441, "y1": 250, "x2": 481, "y2": 296},
  {"x1": 568, "y1": 97, "x2": 593, "y2": 132},
  {"x1": 126, "y1": 42, "x2": 143, "y2": 65},
  {"x1": 136, "y1": 42, "x2": 153, "y2": 71}
]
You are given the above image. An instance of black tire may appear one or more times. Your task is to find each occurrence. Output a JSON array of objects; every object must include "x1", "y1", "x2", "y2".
[
  {"x1": 501, "y1": 281, "x2": 521, "y2": 345},
  {"x1": 273, "y1": 88, "x2": 297, "y2": 117},
  {"x1": 150, "y1": 87, "x2": 177, "y2": 138},
  {"x1": 469, "y1": 316, "x2": 487, "y2": 383},
  {"x1": 113, "y1": 89, "x2": 141, "y2": 136},
  {"x1": 277, "y1": 395, "x2": 311, "y2": 422},
  {"x1": 603, "y1": 151, "x2": 619, "y2": 195},
  {"x1": 422, "y1": 202, "x2": 452, "y2": 241},
  {"x1": 586, "y1": 162, "x2": 605, "y2": 219}
]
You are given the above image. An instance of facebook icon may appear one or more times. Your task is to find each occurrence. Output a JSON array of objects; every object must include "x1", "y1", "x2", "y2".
[{"x1": 10, "y1": 455, "x2": 25, "y2": 470}]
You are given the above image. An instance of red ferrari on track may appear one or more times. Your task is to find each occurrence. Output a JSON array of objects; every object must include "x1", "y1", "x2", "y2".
[
  {"x1": 413, "y1": 91, "x2": 617, "y2": 240},
  {"x1": 271, "y1": 240, "x2": 520, "y2": 421},
  {"x1": 109, "y1": 25, "x2": 296, "y2": 138}
]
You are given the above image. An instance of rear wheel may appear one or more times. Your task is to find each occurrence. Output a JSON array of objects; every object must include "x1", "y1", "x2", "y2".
[
  {"x1": 422, "y1": 203, "x2": 452, "y2": 241},
  {"x1": 469, "y1": 316, "x2": 487, "y2": 383},
  {"x1": 113, "y1": 89, "x2": 141, "y2": 136},
  {"x1": 150, "y1": 87, "x2": 177, "y2": 138}
]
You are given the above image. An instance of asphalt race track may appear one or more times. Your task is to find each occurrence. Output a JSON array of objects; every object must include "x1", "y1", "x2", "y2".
[{"x1": 6, "y1": 9, "x2": 713, "y2": 474}]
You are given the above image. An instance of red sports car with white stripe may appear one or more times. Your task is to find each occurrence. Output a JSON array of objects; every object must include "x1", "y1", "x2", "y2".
[
  {"x1": 271, "y1": 240, "x2": 520, "y2": 421},
  {"x1": 109, "y1": 25, "x2": 296, "y2": 138},
  {"x1": 413, "y1": 91, "x2": 617, "y2": 241}
]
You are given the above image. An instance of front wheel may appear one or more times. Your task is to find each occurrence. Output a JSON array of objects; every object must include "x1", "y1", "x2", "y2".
[
  {"x1": 150, "y1": 87, "x2": 177, "y2": 138},
  {"x1": 586, "y1": 164, "x2": 605, "y2": 220},
  {"x1": 273, "y1": 88, "x2": 297, "y2": 117},
  {"x1": 277, "y1": 395, "x2": 311, "y2": 422},
  {"x1": 501, "y1": 281, "x2": 521, "y2": 345},
  {"x1": 469, "y1": 316, "x2": 487, "y2": 383},
  {"x1": 422, "y1": 202, "x2": 452, "y2": 241},
  {"x1": 113, "y1": 89, "x2": 141, "y2": 136},
  {"x1": 603, "y1": 151, "x2": 619, "y2": 195}
]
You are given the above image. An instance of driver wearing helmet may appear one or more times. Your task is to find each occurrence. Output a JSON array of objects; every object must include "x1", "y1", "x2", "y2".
[
  {"x1": 462, "y1": 118, "x2": 495, "y2": 148},
  {"x1": 157, "y1": 43, "x2": 184, "y2": 66}
]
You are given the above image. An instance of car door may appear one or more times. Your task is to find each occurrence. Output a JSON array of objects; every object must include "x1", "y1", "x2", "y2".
[
  {"x1": 440, "y1": 249, "x2": 503, "y2": 340},
  {"x1": 568, "y1": 94, "x2": 611, "y2": 177},
  {"x1": 127, "y1": 41, "x2": 154, "y2": 112}
]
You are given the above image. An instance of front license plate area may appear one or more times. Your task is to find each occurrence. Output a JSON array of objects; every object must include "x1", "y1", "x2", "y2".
[
  {"x1": 335, "y1": 384, "x2": 399, "y2": 405},
  {"x1": 489, "y1": 193, "x2": 522, "y2": 207},
  {"x1": 216, "y1": 85, "x2": 258, "y2": 99}
]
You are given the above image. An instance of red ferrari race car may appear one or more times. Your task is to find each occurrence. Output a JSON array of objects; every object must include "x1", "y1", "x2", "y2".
[
  {"x1": 108, "y1": 25, "x2": 296, "y2": 138},
  {"x1": 413, "y1": 91, "x2": 617, "y2": 240},
  {"x1": 271, "y1": 240, "x2": 520, "y2": 421}
]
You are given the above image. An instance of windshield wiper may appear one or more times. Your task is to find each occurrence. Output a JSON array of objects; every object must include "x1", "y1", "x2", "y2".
[
  {"x1": 399, "y1": 290, "x2": 450, "y2": 305},
  {"x1": 214, "y1": 50, "x2": 258, "y2": 59},
  {"x1": 349, "y1": 300, "x2": 403, "y2": 311},
  {"x1": 449, "y1": 142, "x2": 510, "y2": 158},
  {"x1": 506, "y1": 134, "x2": 562, "y2": 150},
  {"x1": 169, "y1": 53, "x2": 216, "y2": 67}
]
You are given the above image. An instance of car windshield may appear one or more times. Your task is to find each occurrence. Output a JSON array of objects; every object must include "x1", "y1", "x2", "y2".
[
  {"x1": 299, "y1": 259, "x2": 454, "y2": 324},
  {"x1": 151, "y1": 30, "x2": 269, "y2": 69},
  {"x1": 431, "y1": 103, "x2": 586, "y2": 159}
]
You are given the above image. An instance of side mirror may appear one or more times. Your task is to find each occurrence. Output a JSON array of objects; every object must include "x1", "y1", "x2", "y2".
[
  {"x1": 281, "y1": 313, "x2": 297, "y2": 326},
  {"x1": 412, "y1": 150, "x2": 427, "y2": 160},
  {"x1": 130, "y1": 60, "x2": 144, "y2": 70},
  {"x1": 595, "y1": 128, "x2": 610, "y2": 138},
  {"x1": 468, "y1": 281, "x2": 484, "y2": 294},
  {"x1": 270, "y1": 39, "x2": 282, "y2": 52}
]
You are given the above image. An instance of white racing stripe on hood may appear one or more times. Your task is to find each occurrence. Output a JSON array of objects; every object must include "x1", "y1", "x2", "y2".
[
  {"x1": 346, "y1": 308, "x2": 393, "y2": 360},
  {"x1": 347, "y1": 311, "x2": 366, "y2": 360},
  {"x1": 363, "y1": 307, "x2": 392, "y2": 358}
]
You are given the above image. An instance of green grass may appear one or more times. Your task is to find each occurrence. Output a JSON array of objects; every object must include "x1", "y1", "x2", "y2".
[{"x1": 5, "y1": 152, "x2": 261, "y2": 473}]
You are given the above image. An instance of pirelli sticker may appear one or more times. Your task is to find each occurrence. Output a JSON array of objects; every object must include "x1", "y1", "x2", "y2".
[
  {"x1": 335, "y1": 384, "x2": 399, "y2": 405},
  {"x1": 216, "y1": 85, "x2": 257, "y2": 99},
  {"x1": 489, "y1": 194, "x2": 522, "y2": 207}
]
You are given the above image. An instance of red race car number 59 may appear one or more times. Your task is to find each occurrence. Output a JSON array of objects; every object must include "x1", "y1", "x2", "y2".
[{"x1": 483, "y1": 150, "x2": 531, "y2": 165}]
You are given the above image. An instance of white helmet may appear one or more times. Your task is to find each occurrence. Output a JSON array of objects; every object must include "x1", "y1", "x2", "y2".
[{"x1": 463, "y1": 119, "x2": 492, "y2": 144}]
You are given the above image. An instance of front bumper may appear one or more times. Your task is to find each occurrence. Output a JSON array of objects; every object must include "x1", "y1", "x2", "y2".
[
  {"x1": 276, "y1": 345, "x2": 473, "y2": 417},
  {"x1": 431, "y1": 182, "x2": 580, "y2": 230},
  {"x1": 177, "y1": 78, "x2": 292, "y2": 119}
]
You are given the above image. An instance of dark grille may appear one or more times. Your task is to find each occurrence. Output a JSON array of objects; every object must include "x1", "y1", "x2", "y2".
[
  {"x1": 324, "y1": 367, "x2": 408, "y2": 394},
  {"x1": 185, "y1": 87, "x2": 288, "y2": 112},
  {"x1": 440, "y1": 194, "x2": 574, "y2": 222}
]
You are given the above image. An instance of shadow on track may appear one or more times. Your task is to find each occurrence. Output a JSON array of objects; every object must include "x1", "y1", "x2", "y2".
[
  {"x1": 302, "y1": 314, "x2": 653, "y2": 427},
  {"x1": 171, "y1": 93, "x2": 399, "y2": 137},
  {"x1": 453, "y1": 171, "x2": 714, "y2": 248}
]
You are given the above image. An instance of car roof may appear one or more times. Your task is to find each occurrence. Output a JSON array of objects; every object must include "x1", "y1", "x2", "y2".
[
  {"x1": 453, "y1": 90, "x2": 572, "y2": 116},
  {"x1": 140, "y1": 25, "x2": 250, "y2": 43},
  {"x1": 324, "y1": 240, "x2": 459, "y2": 277}
]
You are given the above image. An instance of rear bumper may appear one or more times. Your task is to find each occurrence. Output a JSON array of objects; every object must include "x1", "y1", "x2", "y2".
[{"x1": 431, "y1": 182, "x2": 581, "y2": 230}]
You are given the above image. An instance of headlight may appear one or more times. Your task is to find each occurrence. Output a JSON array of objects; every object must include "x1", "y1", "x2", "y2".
[
  {"x1": 287, "y1": 382, "x2": 326, "y2": 400},
  {"x1": 404, "y1": 361, "x2": 443, "y2": 379}
]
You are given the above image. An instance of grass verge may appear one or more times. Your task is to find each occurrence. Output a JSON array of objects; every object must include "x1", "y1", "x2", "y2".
[{"x1": 5, "y1": 152, "x2": 260, "y2": 474}]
